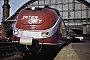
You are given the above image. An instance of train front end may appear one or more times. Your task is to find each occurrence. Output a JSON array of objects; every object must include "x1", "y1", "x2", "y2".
[{"x1": 12, "y1": 7, "x2": 63, "y2": 53}]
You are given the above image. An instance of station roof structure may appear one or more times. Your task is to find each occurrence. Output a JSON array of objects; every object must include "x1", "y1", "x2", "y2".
[
  {"x1": 3, "y1": 0, "x2": 90, "y2": 37},
  {"x1": 77, "y1": 0, "x2": 90, "y2": 8}
]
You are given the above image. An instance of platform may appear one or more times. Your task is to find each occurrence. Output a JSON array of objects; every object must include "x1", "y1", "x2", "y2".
[{"x1": 54, "y1": 43, "x2": 90, "y2": 60}]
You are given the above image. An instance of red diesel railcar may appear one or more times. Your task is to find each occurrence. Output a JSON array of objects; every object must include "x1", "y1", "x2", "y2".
[{"x1": 12, "y1": 6, "x2": 67, "y2": 54}]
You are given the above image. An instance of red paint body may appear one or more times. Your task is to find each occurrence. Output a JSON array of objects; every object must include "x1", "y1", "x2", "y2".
[
  {"x1": 12, "y1": 8, "x2": 62, "y2": 45},
  {"x1": 16, "y1": 8, "x2": 58, "y2": 30}
]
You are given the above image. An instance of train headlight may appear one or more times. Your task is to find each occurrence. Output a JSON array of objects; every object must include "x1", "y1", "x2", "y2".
[
  {"x1": 13, "y1": 29, "x2": 19, "y2": 35},
  {"x1": 31, "y1": 6, "x2": 36, "y2": 10},
  {"x1": 41, "y1": 32, "x2": 50, "y2": 37}
]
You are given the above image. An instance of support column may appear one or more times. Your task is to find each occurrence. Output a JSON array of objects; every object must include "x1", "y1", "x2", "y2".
[{"x1": 2, "y1": 0, "x2": 10, "y2": 40}]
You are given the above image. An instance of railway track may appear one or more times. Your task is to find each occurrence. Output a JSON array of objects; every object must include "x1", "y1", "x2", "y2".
[{"x1": 0, "y1": 42, "x2": 16, "y2": 54}]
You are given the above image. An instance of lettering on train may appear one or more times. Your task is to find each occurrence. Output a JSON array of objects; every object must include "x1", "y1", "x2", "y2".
[{"x1": 21, "y1": 16, "x2": 42, "y2": 24}]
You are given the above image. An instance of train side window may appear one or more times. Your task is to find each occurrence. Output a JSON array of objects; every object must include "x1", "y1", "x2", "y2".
[{"x1": 60, "y1": 20, "x2": 66, "y2": 37}]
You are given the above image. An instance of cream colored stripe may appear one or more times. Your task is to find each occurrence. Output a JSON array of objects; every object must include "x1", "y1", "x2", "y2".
[{"x1": 39, "y1": 43, "x2": 63, "y2": 45}]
